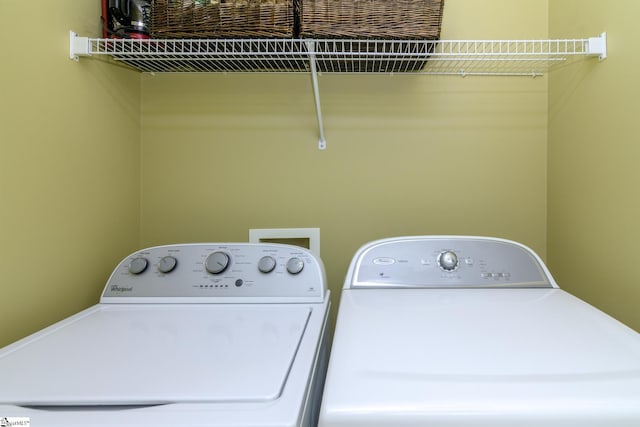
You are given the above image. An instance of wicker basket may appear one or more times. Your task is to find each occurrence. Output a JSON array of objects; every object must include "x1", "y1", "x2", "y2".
[
  {"x1": 300, "y1": 0, "x2": 444, "y2": 39},
  {"x1": 150, "y1": 0, "x2": 296, "y2": 38}
]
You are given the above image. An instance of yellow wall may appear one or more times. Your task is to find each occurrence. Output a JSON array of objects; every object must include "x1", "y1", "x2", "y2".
[
  {"x1": 140, "y1": 0, "x2": 549, "y2": 314},
  {"x1": 0, "y1": 1, "x2": 141, "y2": 347},
  {"x1": 4, "y1": 0, "x2": 636, "y2": 348},
  {"x1": 548, "y1": 1, "x2": 640, "y2": 330}
]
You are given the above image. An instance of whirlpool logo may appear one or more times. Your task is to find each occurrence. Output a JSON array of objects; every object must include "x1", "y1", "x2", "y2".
[{"x1": 110, "y1": 284, "x2": 133, "y2": 293}]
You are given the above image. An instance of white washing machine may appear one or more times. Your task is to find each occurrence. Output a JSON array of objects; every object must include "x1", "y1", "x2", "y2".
[
  {"x1": 0, "y1": 243, "x2": 330, "y2": 427},
  {"x1": 319, "y1": 236, "x2": 640, "y2": 427}
]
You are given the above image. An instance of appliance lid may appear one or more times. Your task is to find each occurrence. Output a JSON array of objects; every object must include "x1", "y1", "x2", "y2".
[
  {"x1": 322, "y1": 288, "x2": 640, "y2": 418},
  {"x1": 0, "y1": 304, "x2": 312, "y2": 406}
]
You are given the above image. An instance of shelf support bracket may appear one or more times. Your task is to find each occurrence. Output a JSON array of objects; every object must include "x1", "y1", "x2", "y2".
[
  {"x1": 69, "y1": 31, "x2": 91, "y2": 61},
  {"x1": 306, "y1": 40, "x2": 327, "y2": 150},
  {"x1": 587, "y1": 32, "x2": 607, "y2": 61}
]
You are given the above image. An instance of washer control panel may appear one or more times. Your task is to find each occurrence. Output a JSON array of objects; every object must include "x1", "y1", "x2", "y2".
[
  {"x1": 102, "y1": 243, "x2": 326, "y2": 301},
  {"x1": 351, "y1": 236, "x2": 553, "y2": 288}
]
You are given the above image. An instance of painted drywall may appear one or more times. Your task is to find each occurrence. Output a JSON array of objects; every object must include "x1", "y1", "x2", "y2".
[
  {"x1": 548, "y1": 1, "x2": 640, "y2": 331},
  {"x1": 0, "y1": 0, "x2": 555, "y2": 349},
  {"x1": 0, "y1": 1, "x2": 141, "y2": 347},
  {"x1": 140, "y1": 0, "x2": 549, "y2": 314}
]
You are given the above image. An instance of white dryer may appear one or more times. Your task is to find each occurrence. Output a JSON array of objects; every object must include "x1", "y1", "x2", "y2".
[
  {"x1": 0, "y1": 243, "x2": 330, "y2": 427},
  {"x1": 319, "y1": 236, "x2": 640, "y2": 427}
]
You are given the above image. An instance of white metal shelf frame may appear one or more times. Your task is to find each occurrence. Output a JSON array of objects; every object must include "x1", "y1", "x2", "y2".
[{"x1": 70, "y1": 32, "x2": 606, "y2": 149}]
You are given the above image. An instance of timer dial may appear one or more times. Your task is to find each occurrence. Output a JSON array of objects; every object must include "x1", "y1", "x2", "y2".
[
  {"x1": 437, "y1": 250, "x2": 459, "y2": 271},
  {"x1": 158, "y1": 256, "x2": 178, "y2": 273},
  {"x1": 205, "y1": 251, "x2": 230, "y2": 274},
  {"x1": 286, "y1": 257, "x2": 304, "y2": 275},
  {"x1": 258, "y1": 256, "x2": 277, "y2": 273},
  {"x1": 129, "y1": 257, "x2": 149, "y2": 275}
]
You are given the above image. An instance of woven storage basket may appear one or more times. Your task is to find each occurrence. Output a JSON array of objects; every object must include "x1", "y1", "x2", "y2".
[
  {"x1": 300, "y1": 0, "x2": 444, "y2": 39},
  {"x1": 150, "y1": 0, "x2": 296, "y2": 38}
]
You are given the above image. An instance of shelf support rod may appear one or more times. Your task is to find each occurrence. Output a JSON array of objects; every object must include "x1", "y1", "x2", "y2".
[
  {"x1": 306, "y1": 40, "x2": 327, "y2": 150},
  {"x1": 69, "y1": 31, "x2": 91, "y2": 61}
]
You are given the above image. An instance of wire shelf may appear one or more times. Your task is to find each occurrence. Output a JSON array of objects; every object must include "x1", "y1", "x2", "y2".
[
  {"x1": 68, "y1": 32, "x2": 606, "y2": 149},
  {"x1": 71, "y1": 34, "x2": 606, "y2": 76}
]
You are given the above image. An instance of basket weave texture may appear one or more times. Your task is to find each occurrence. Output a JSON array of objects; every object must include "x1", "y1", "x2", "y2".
[
  {"x1": 150, "y1": 0, "x2": 296, "y2": 38},
  {"x1": 300, "y1": 0, "x2": 444, "y2": 39}
]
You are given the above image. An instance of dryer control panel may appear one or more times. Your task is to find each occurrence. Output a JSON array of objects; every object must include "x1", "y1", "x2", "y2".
[
  {"x1": 101, "y1": 243, "x2": 326, "y2": 302},
  {"x1": 349, "y1": 236, "x2": 555, "y2": 289}
]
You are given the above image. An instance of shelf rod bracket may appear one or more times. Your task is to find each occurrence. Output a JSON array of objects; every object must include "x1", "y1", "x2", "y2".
[
  {"x1": 587, "y1": 32, "x2": 607, "y2": 61},
  {"x1": 306, "y1": 40, "x2": 327, "y2": 150},
  {"x1": 69, "y1": 31, "x2": 91, "y2": 61}
]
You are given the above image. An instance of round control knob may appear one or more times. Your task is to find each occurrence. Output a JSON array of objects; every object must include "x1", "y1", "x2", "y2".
[
  {"x1": 205, "y1": 251, "x2": 230, "y2": 274},
  {"x1": 437, "y1": 250, "x2": 459, "y2": 271},
  {"x1": 129, "y1": 257, "x2": 149, "y2": 275},
  {"x1": 258, "y1": 256, "x2": 277, "y2": 273},
  {"x1": 286, "y1": 257, "x2": 304, "y2": 275},
  {"x1": 158, "y1": 256, "x2": 178, "y2": 273}
]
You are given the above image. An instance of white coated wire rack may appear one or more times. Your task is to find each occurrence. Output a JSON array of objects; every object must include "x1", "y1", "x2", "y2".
[
  {"x1": 69, "y1": 32, "x2": 606, "y2": 149},
  {"x1": 70, "y1": 33, "x2": 606, "y2": 76}
]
